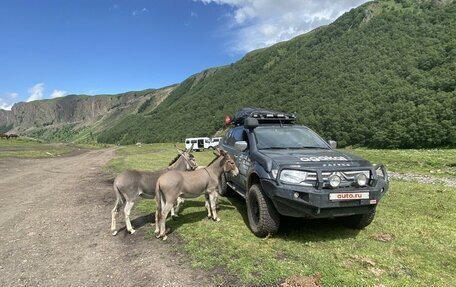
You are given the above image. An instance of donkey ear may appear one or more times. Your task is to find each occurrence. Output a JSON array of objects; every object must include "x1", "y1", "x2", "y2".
[
  {"x1": 175, "y1": 144, "x2": 184, "y2": 155},
  {"x1": 213, "y1": 148, "x2": 221, "y2": 157}
]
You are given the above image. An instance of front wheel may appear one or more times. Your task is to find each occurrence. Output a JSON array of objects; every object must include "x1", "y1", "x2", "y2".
[
  {"x1": 246, "y1": 184, "x2": 280, "y2": 237},
  {"x1": 218, "y1": 173, "x2": 233, "y2": 197},
  {"x1": 340, "y1": 207, "x2": 376, "y2": 229}
]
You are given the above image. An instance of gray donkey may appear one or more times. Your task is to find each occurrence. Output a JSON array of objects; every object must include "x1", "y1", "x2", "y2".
[
  {"x1": 154, "y1": 149, "x2": 239, "y2": 240},
  {"x1": 111, "y1": 148, "x2": 197, "y2": 235}
]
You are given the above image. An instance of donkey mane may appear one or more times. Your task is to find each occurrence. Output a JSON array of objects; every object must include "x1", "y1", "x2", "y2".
[
  {"x1": 168, "y1": 154, "x2": 181, "y2": 166},
  {"x1": 206, "y1": 154, "x2": 222, "y2": 167}
]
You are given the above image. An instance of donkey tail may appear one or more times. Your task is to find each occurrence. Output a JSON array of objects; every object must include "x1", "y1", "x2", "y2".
[
  {"x1": 155, "y1": 179, "x2": 163, "y2": 219},
  {"x1": 113, "y1": 180, "x2": 125, "y2": 206}
]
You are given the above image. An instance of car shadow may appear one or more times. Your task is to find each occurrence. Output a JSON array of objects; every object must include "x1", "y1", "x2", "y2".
[
  {"x1": 225, "y1": 193, "x2": 360, "y2": 242},
  {"x1": 276, "y1": 217, "x2": 361, "y2": 242}
]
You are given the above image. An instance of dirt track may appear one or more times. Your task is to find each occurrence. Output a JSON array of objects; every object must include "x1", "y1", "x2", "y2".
[{"x1": 0, "y1": 149, "x2": 211, "y2": 287}]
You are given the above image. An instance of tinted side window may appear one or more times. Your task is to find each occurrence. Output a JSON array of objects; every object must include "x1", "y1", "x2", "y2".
[{"x1": 226, "y1": 127, "x2": 243, "y2": 146}]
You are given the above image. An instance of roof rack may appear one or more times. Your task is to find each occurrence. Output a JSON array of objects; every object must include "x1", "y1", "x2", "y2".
[{"x1": 232, "y1": 108, "x2": 296, "y2": 126}]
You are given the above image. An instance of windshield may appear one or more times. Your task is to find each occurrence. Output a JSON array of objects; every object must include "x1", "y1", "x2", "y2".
[{"x1": 254, "y1": 126, "x2": 329, "y2": 150}]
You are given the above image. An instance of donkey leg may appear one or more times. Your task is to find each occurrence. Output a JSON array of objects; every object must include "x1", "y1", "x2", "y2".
[
  {"x1": 111, "y1": 197, "x2": 122, "y2": 236},
  {"x1": 159, "y1": 202, "x2": 174, "y2": 240},
  {"x1": 172, "y1": 197, "x2": 185, "y2": 217},
  {"x1": 204, "y1": 193, "x2": 211, "y2": 218},
  {"x1": 154, "y1": 210, "x2": 159, "y2": 235},
  {"x1": 208, "y1": 191, "x2": 220, "y2": 222},
  {"x1": 124, "y1": 201, "x2": 136, "y2": 234}
]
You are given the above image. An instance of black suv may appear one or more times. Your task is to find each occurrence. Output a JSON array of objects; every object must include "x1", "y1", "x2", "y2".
[{"x1": 220, "y1": 108, "x2": 389, "y2": 237}]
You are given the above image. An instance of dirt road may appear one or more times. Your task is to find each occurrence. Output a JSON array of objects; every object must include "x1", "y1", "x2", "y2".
[{"x1": 0, "y1": 149, "x2": 211, "y2": 287}]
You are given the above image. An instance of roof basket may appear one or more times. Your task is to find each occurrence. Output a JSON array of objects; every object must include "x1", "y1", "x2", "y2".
[{"x1": 232, "y1": 108, "x2": 296, "y2": 126}]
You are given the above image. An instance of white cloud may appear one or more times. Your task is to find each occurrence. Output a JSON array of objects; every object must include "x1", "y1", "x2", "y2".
[
  {"x1": 196, "y1": 0, "x2": 369, "y2": 52},
  {"x1": 0, "y1": 98, "x2": 13, "y2": 110},
  {"x1": 27, "y1": 83, "x2": 45, "y2": 102},
  {"x1": 50, "y1": 89, "x2": 67, "y2": 98},
  {"x1": 8, "y1": 92, "x2": 18, "y2": 99},
  {"x1": 133, "y1": 7, "x2": 148, "y2": 16},
  {"x1": 191, "y1": 10, "x2": 199, "y2": 18}
]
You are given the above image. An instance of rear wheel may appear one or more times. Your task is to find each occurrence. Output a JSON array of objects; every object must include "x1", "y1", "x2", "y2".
[
  {"x1": 218, "y1": 173, "x2": 233, "y2": 197},
  {"x1": 340, "y1": 207, "x2": 376, "y2": 229},
  {"x1": 246, "y1": 184, "x2": 280, "y2": 237}
]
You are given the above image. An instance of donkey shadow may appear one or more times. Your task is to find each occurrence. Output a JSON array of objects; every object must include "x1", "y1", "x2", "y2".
[{"x1": 123, "y1": 199, "x2": 235, "y2": 236}]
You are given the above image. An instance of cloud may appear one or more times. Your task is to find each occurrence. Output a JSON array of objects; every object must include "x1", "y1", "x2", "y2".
[
  {"x1": 50, "y1": 90, "x2": 67, "y2": 98},
  {"x1": 133, "y1": 7, "x2": 148, "y2": 16},
  {"x1": 27, "y1": 83, "x2": 45, "y2": 102},
  {"x1": 8, "y1": 92, "x2": 18, "y2": 100},
  {"x1": 196, "y1": 0, "x2": 369, "y2": 52},
  {"x1": 0, "y1": 98, "x2": 13, "y2": 110},
  {"x1": 191, "y1": 11, "x2": 199, "y2": 18}
]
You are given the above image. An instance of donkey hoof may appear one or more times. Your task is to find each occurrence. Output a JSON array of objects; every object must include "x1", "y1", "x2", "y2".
[
  {"x1": 162, "y1": 235, "x2": 168, "y2": 241},
  {"x1": 129, "y1": 229, "x2": 136, "y2": 234},
  {"x1": 111, "y1": 230, "x2": 118, "y2": 236},
  {"x1": 215, "y1": 218, "x2": 221, "y2": 222}
]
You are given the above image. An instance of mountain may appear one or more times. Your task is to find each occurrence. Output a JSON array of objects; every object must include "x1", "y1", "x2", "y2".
[
  {"x1": 0, "y1": 110, "x2": 13, "y2": 133},
  {"x1": 1, "y1": 0, "x2": 455, "y2": 148},
  {"x1": 98, "y1": 0, "x2": 456, "y2": 148},
  {"x1": 1, "y1": 86, "x2": 175, "y2": 142}
]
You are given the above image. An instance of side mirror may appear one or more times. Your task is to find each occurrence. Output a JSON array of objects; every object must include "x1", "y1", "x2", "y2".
[
  {"x1": 328, "y1": 140, "x2": 337, "y2": 149},
  {"x1": 234, "y1": 141, "x2": 248, "y2": 152},
  {"x1": 244, "y1": 117, "x2": 258, "y2": 130}
]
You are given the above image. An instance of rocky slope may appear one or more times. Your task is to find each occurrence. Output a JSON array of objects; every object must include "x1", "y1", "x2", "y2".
[
  {"x1": 0, "y1": 86, "x2": 175, "y2": 142},
  {"x1": 0, "y1": 110, "x2": 13, "y2": 132}
]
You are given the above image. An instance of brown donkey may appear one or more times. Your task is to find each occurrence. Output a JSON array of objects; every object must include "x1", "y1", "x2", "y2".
[
  {"x1": 111, "y1": 148, "x2": 197, "y2": 235},
  {"x1": 155, "y1": 149, "x2": 239, "y2": 240}
]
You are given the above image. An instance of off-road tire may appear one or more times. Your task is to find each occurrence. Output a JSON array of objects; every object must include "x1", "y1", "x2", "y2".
[
  {"x1": 246, "y1": 184, "x2": 280, "y2": 237},
  {"x1": 218, "y1": 173, "x2": 233, "y2": 197},
  {"x1": 340, "y1": 207, "x2": 376, "y2": 229}
]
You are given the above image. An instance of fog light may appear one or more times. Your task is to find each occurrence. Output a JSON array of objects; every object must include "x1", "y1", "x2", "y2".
[
  {"x1": 293, "y1": 192, "x2": 299, "y2": 199},
  {"x1": 355, "y1": 173, "x2": 368, "y2": 187},
  {"x1": 329, "y1": 175, "x2": 341, "y2": 188}
]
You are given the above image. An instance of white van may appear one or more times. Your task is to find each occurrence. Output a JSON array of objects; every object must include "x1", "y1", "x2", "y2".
[
  {"x1": 209, "y1": 137, "x2": 222, "y2": 149},
  {"x1": 185, "y1": 137, "x2": 211, "y2": 151}
]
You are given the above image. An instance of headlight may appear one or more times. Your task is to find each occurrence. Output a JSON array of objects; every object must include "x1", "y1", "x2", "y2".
[
  {"x1": 280, "y1": 169, "x2": 308, "y2": 185},
  {"x1": 329, "y1": 175, "x2": 341, "y2": 188},
  {"x1": 355, "y1": 173, "x2": 368, "y2": 187}
]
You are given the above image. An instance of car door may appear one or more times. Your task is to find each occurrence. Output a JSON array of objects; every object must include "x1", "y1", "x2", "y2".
[{"x1": 221, "y1": 127, "x2": 244, "y2": 188}]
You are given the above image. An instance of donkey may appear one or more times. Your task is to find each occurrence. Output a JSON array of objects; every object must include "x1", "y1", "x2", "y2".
[
  {"x1": 111, "y1": 147, "x2": 197, "y2": 236},
  {"x1": 154, "y1": 149, "x2": 239, "y2": 240}
]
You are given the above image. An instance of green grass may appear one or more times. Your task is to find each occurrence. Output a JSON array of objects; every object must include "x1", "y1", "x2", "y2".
[
  {"x1": 136, "y1": 182, "x2": 455, "y2": 286},
  {"x1": 0, "y1": 138, "x2": 74, "y2": 158},
  {"x1": 343, "y1": 149, "x2": 456, "y2": 178},
  {"x1": 107, "y1": 144, "x2": 456, "y2": 286},
  {"x1": 104, "y1": 143, "x2": 189, "y2": 174}
]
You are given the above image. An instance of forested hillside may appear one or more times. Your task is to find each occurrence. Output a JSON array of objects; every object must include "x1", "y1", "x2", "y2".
[{"x1": 98, "y1": 0, "x2": 456, "y2": 148}]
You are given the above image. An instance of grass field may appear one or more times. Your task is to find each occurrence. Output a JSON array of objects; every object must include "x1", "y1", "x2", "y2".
[
  {"x1": 0, "y1": 138, "x2": 74, "y2": 158},
  {"x1": 106, "y1": 144, "x2": 456, "y2": 286},
  {"x1": 343, "y1": 148, "x2": 456, "y2": 178}
]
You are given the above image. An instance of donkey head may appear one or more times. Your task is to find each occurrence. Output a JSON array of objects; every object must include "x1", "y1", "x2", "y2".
[
  {"x1": 177, "y1": 146, "x2": 198, "y2": 170},
  {"x1": 218, "y1": 149, "x2": 239, "y2": 177}
]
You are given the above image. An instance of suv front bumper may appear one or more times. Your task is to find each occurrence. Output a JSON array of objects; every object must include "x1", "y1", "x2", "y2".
[{"x1": 260, "y1": 178, "x2": 388, "y2": 218}]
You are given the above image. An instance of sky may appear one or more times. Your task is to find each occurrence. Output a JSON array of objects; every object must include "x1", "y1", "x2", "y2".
[{"x1": 0, "y1": 0, "x2": 368, "y2": 110}]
